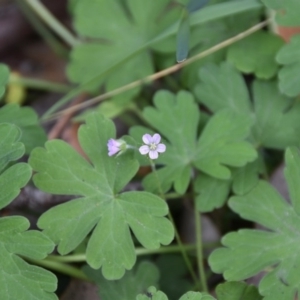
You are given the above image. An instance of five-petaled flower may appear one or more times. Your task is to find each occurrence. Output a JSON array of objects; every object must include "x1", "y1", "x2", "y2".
[
  {"x1": 139, "y1": 133, "x2": 166, "y2": 159},
  {"x1": 107, "y1": 139, "x2": 125, "y2": 156}
]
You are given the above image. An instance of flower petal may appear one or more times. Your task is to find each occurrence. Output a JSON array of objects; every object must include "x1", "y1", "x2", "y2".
[
  {"x1": 139, "y1": 145, "x2": 150, "y2": 155},
  {"x1": 152, "y1": 133, "x2": 161, "y2": 144},
  {"x1": 149, "y1": 150, "x2": 158, "y2": 159},
  {"x1": 156, "y1": 144, "x2": 166, "y2": 153},
  {"x1": 142, "y1": 134, "x2": 152, "y2": 145}
]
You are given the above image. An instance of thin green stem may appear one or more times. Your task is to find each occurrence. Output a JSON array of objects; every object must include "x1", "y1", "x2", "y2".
[
  {"x1": 25, "y1": 257, "x2": 89, "y2": 281},
  {"x1": 194, "y1": 206, "x2": 208, "y2": 292},
  {"x1": 149, "y1": 159, "x2": 199, "y2": 288},
  {"x1": 47, "y1": 244, "x2": 201, "y2": 264},
  {"x1": 9, "y1": 75, "x2": 71, "y2": 93},
  {"x1": 24, "y1": 0, "x2": 79, "y2": 47},
  {"x1": 17, "y1": 0, "x2": 68, "y2": 57}
]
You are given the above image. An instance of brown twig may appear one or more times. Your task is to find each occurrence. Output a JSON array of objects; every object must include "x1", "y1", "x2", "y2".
[
  {"x1": 48, "y1": 93, "x2": 87, "y2": 139},
  {"x1": 44, "y1": 19, "x2": 270, "y2": 122}
]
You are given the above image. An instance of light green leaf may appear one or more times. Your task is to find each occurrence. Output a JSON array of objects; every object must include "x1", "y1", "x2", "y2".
[
  {"x1": 216, "y1": 282, "x2": 262, "y2": 300},
  {"x1": 29, "y1": 112, "x2": 174, "y2": 280},
  {"x1": 83, "y1": 261, "x2": 159, "y2": 300},
  {"x1": 194, "y1": 174, "x2": 230, "y2": 212},
  {"x1": 136, "y1": 286, "x2": 168, "y2": 300},
  {"x1": 276, "y1": 34, "x2": 300, "y2": 97},
  {"x1": 195, "y1": 110, "x2": 256, "y2": 179},
  {"x1": 226, "y1": 31, "x2": 284, "y2": 79},
  {"x1": 0, "y1": 104, "x2": 47, "y2": 154},
  {"x1": 195, "y1": 63, "x2": 251, "y2": 114},
  {"x1": 134, "y1": 91, "x2": 255, "y2": 193},
  {"x1": 179, "y1": 291, "x2": 215, "y2": 300},
  {"x1": 209, "y1": 147, "x2": 300, "y2": 300},
  {"x1": 261, "y1": 0, "x2": 300, "y2": 26},
  {"x1": 0, "y1": 123, "x2": 24, "y2": 172},
  {"x1": 231, "y1": 159, "x2": 261, "y2": 196},
  {"x1": 0, "y1": 123, "x2": 32, "y2": 209},
  {"x1": 195, "y1": 63, "x2": 300, "y2": 149},
  {"x1": 251, "y1": 80, "x2": 300, "y2": 149},
  {"x1": 67, "y1": 0, "x2": 180, "y2": 91},
  {"x1": 0, "y1": 64, "x2": 9, "y2": 100}
]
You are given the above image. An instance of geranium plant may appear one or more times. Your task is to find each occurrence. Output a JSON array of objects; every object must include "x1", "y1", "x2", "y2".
[{"x1": 1, "y1": 0, "x2": 300, "y2": 299}]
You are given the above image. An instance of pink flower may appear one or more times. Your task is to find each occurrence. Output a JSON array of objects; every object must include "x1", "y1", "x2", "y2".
[
  {"x1": 107, "y1": 139, "x2": 123, "y2": 156},
  {"x1": 139, "y1": 133, "x2": 166, "y2": 160}
]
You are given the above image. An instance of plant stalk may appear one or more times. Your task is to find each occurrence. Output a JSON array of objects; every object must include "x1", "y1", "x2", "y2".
[{"x1": 24, "y1": 0, "x2": 79, "y2": 47}]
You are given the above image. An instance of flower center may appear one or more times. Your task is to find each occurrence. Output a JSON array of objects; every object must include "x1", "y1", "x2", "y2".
[{"x1": 149, "y1": 143, "x2": 157, "y2": 150}]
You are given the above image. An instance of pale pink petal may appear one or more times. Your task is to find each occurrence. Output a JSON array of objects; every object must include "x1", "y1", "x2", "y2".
[
  {"x1": 139, "y1": 145, "x2": 150, "y2": 155},
  {"x1": 149, "y1": 150, "x2": 158, "y2": 159},
  {"x1": 152, "y1": 133, "x2": 161, "y2": 144},
  {"x1": 142, "y1": 134, "x2": 152, "y2": 145},
  {"x1": 107, "y1": 139, "x2": 121, "y2": 156},
  {"x1": 156, "y1": 144, "x2": 166, "y2": 153}
]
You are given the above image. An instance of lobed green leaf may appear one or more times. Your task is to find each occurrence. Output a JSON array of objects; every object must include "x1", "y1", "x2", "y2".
[
  {"x1": 209, "y1": 147, "x2": 300, "y2": 300},
  {"x1": 30, "y1": 112, "x2": 174, "y2": 279}
]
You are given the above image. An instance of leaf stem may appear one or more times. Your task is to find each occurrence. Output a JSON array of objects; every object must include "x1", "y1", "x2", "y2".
[
  {"x1": 149, "y1": 159, "x2": 199, "y2": 289},
  {"x1": 25, "y1": 257, "x2": 89, "y2": 281},
  {"x1": 46, "y1": 243, "x2": 211, "y2": 264},
  {"x1": 9, "y1": 74, "x2": 72, "y2": 93},
  {"x1": 194, "y1": 205, "x2": 208, "y2": 292},
  {"x1": 24, "y1": 0, "x2": 79, "y2": 47}
]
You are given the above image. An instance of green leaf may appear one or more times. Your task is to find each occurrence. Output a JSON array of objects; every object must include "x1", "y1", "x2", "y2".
[
  {"x1": 136, "y1": 286, "x2": 168, "y2": 300},
  {"x1": 135, "y1": 91, "x2": 255, "y2": 193},
  {"x1": 0, "y1": 123, "x2": 56, "y2": 299},
  {"x1": 276, "y1": 34, "x2": 300, "y2": 97},
  {"x1": 0, "y1": 104, "x2": 47, "y2": 154},
  {"x1": 0, "y1": 216, "x2": 56, "y2": 300},
  {"x1": 29, "y1": 112, "x2": 174, "y2": 280},
  {"x1": 195, "y1": 63, "x2": 251, "y2": 114},
  {"x1": 179, "y1": 292, "x2": 215, "y2": 300},
  {"x1": 231, "y1": 159, "x2": 261, "y2": 196},
  {"x1": 194, "y1": 174, "x2": 230, "y2": 212},
  {"x1": 0, "y1": 64, "x2": 10, "y2": 100},
  {"x1": 186, "y1": 0, "x2": 209, "y2": 13},
  {"x1": 216, "y1": 282, "x2": 262, "y2": 300},
  {"x1": 261, "y1": 0, "x2": 300, "y2": 26},
  {"x1": 195, "y1": 110, "x2": 256, "y2": 179},
  {"x1": 0, "y1": 123, "x2": 24, "y2": 172},
  {"x1": 44, "y1": 0, "x2": 263, "y2": 118},
  {"x1": 226, "y1": 31, "x2": 284, "y2": 79},
  {"x1": 209, "y1": 147, "x2": 300, "y2": 300},
  {"x1": 83, "y1": 261, "x2": 159, "y2": 300},
  {"x1": 176, "y1": 10, "x2": 190, "y2": 63},
  {"x1": 0, "y1": 123, "x2": 32, "y2": 209},
  {"x1": 67, "y1": 0, "x2": 180, "y2": 91},
  {"x1": 195, "y1": 63, "x2": 300, "y2": 149},
  {"x1": 250, "y1": 80, "x2": 300, "y2": 149}
]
